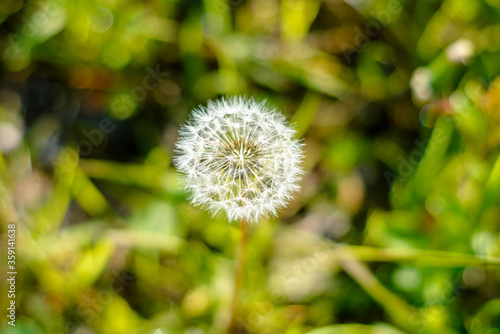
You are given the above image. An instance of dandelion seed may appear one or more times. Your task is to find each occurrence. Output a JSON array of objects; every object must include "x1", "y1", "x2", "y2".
[{"x1": 174, "y1": 96, "x2": 303, "y2": 223}]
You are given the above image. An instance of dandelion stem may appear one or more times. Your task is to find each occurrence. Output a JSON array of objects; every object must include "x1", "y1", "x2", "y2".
[{"x1": 229, "y1": 219, "x2": 248, "y2": 333}]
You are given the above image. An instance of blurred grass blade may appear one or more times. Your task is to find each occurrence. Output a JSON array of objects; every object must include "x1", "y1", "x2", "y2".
[
  {"x1": 70, "y1": 239, "x2": 115, "y2": 290},
  {"x1": 333, "y1": 244, "x2": 500, "y2": 267},
  {"x1": 413, "y1": 116, "x2": 454, "y2": 199},
  {"x1": 105, "y1": 229, "x2": 184, "y2": 253},
  {"x1": 290, "y1": 91, "x2": 322, "y2": 137},
  {"x1": 306, "y1": 323, "x2": 404, "y2": 334},
  {"x1": 79, "y1": 159, "x2": 163, "y2": 189},
  {"x1": 281, "y1": 0, "x2": 321, "y2": 41},
  {"x1": 336, "y1": 248, "x2": 418, "y2": 330}
]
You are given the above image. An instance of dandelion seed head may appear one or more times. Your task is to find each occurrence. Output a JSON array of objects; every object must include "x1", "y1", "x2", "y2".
[{"x1": 174, "y1": 97, "x2": 303, "y2": 223}]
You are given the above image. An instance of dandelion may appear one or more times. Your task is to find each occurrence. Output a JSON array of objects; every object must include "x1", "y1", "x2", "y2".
[
  {"x1": 174, "y1": 96, "x2": 303, "y2": 223},
  {"x1": 174, "y1": 96, "x2": 303, "y2": 332}
]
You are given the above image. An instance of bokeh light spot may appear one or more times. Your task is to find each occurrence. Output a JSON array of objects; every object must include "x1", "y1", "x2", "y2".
[{"x1": 90, "y1": 7, "x2": 113, "y2": 33}]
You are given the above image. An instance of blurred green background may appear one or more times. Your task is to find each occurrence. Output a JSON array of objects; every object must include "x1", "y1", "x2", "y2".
[{"x1": 1, "y1": 0, "x2": 500, "y2": 333}]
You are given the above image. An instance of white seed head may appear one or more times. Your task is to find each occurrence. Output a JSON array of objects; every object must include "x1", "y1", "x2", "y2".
[{"x1": 174, "y1": 97, "x2": 304, "y2": 223}]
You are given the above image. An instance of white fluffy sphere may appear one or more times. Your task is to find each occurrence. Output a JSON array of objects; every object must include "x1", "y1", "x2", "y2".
[{"x1": 174, "y1": 97, "x2": 303, "y2": 223}]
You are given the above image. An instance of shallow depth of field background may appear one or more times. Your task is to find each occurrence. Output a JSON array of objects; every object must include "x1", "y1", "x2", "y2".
[{"x1": 1, "y1": 0, "x2": 500, "y2": 333}]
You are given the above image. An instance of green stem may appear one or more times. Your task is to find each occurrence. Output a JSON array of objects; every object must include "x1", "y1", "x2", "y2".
[{"x1": 228, "y1": 220, "x2": 248, "y2": 333}]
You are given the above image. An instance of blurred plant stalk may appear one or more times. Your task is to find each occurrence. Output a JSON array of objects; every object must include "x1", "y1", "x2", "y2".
[{"x1": 228, "y1": 219, "x2": 248, "y2": 333}]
